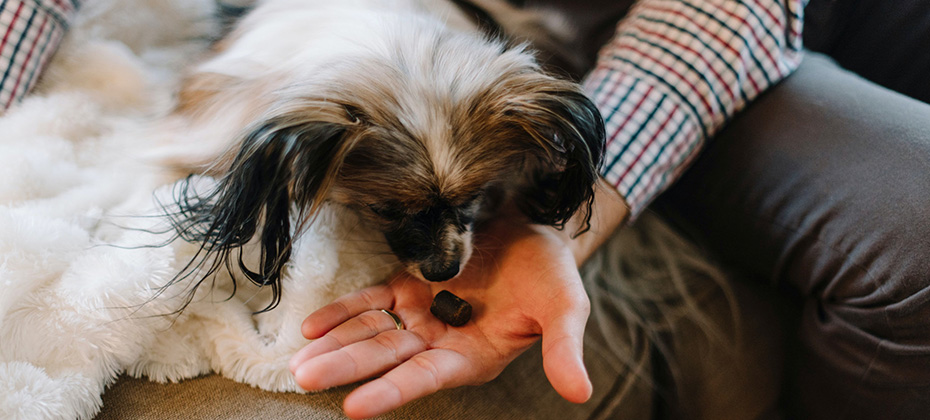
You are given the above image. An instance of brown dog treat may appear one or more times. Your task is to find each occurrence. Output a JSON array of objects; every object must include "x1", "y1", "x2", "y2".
[{"x1": 430, "y1": 290, "x2": 472, "y2": 327}]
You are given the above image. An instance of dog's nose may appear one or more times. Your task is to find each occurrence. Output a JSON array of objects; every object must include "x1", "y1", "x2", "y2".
[{"x1": 420, "y1": 260, "x2": 460, "y2": 282}]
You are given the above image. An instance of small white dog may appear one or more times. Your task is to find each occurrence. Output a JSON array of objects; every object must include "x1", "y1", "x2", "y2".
[{"x1": 161, "y1": 0, "x2": 605, "y2": 310}]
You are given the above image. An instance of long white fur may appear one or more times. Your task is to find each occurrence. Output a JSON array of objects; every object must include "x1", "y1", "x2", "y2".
[
  {"x1": 151, "y1": 0, "x2": 477, "y2": 167},
  {"x1": 0, "y1": 1, "x2": 396, "y2": 419}
]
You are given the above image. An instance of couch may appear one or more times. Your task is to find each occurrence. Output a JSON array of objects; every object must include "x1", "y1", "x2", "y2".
[{"x1": 94, "y1": 1, "x2": 930, "y2": 418}]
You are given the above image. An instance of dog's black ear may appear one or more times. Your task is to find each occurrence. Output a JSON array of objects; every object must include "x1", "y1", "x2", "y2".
[
  {"x1": 166, "y1": 119, "x2": 350, "y2": 312},
  {"x1": 509, "y1": 85, "x2": 605, "y2": 233}
]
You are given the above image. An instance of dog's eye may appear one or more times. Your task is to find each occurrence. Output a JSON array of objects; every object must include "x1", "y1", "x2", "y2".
[
  {"x1": 457, "y1": 190, "x2": 485, "y2": 207},
  {"x1": 343, "y1": 104, "x2": 365, "y2": 124},
  {"x1": 458, "y1": 211, "x2": 476, "y2": 226},
  {"x1": 367, "y1": 204, "x2": 404, "y2": 220},
  {"x1": 456, "y1": 199, "x2": 481, "y2": 226}
]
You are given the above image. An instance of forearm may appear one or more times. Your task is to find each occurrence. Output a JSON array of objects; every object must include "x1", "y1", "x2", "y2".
[
  {"x1": 585, "y1": 0, "x2": 806, "y2": 219},
  {"x1": 554, "y1": 0, "x2": 807, "y2": 265}
]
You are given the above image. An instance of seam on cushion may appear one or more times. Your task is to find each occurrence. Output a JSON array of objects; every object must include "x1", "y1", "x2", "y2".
[
  {"x1": 774, "y1": 219, "x2": 899, "y2": 343},
  {"x1": 733, "y1": 203, "x2": 882, "y2": 294},
  {"x1": 739, "y1": 210, "x2": 930, "y2": 386},
  {"x1": 883, "y1": 299, "x2": 897, "y2": 344},
  {"x1": 839, "y1": 340, "x2": 882, "y2": 419},
  {"x1": 718, "y1": 199, "x2": 899, "y2": 343}
]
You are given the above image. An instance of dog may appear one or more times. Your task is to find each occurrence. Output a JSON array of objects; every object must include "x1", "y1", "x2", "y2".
[{"x1": 161, "y1": 0, "x2": 605, "y2": 311}]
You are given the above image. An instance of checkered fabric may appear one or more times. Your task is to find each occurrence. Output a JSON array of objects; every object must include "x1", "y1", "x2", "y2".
[
  {"x1": 584, "y1": 0, "x2": 807, "y2": 219},
  {"x1": 1, "y1": 0, "x2": 804, "y2": 215},
  {"x1": 0, "y1": 0, "x2": 80, "y2": 112}
]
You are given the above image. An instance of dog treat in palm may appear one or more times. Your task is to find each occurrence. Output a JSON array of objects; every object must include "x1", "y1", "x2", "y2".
[{"x1": 430, "y1": 290, "x2": 472, "y2": 327}]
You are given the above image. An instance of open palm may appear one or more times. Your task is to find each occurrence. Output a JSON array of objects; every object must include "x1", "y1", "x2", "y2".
[{"x1": 289, "y1": 220, "x2": 593, "y2": 419}]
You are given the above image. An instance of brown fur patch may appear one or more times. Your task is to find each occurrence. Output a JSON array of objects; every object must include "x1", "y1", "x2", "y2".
[{"x1": 174, "y1": 72, "x2": 236, "y2": 115}]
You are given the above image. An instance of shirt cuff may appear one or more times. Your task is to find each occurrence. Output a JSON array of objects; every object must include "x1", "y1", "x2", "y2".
[
  {"x1": 584, "y1": 68, "x2": 703, "y2": 219},
  {"x1": 0, "y1": 0, "x2": 81, "y2": 112}
]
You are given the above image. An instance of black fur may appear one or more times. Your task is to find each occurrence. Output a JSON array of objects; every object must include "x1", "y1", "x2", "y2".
[
  {"x1": 379, "y1": 200, "x2": 479, "y2": 282},
  {"x1": 512, "y1": 88, "x2": 606, "y2": 235},
  {"x1": 215, "y1": 1, "x2": 254, "y2": 36},
  {"x1": 165, "y1": 119, "x2": 348, "y2": 313}
]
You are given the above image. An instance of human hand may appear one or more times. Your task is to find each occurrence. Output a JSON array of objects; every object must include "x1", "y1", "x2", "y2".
[{"x1": 288, "y1": 219, "x2": 593, "y2": 419}]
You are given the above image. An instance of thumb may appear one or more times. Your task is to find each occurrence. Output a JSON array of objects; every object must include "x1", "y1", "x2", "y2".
[{"x1": 540, "y1": 306, "x2": 592, "y2": 403}]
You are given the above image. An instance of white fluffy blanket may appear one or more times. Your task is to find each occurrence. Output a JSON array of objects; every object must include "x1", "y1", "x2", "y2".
[{"x1": 0, "y1": 1, "x2": 394, "y2": 419}]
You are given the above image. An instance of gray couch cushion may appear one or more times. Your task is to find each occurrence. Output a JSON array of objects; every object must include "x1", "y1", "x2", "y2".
[{"x1": 655, "y1": 52, "x2": 930, "y2": 419}]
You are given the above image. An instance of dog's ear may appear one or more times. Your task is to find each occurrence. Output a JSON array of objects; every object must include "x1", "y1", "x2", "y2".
[
  {"x1": 506, "y1": 82, "x2": 606, "y2": 233},
  {"x1": 167, "y1": 117, "x2": 354, "y2": 312}
]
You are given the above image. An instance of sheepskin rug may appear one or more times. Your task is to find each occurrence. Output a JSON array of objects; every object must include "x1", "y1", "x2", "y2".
[{"x1": 0, "y1": 1, "x2": 395, "y2": 419}]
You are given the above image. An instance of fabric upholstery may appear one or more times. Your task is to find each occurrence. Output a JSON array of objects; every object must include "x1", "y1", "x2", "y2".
[
  {"x1": 525, "y1": 0, "x2": 637, "y2": 77},
  {"x1": 655, "y1": 53, "x2": 930, "y2": 419},
  {"x1": 804, "y1": 0, "x2": 930, "y2": 104},
  {"x1": 95, "y1": 213, "x2": 786, "y2": 420}
]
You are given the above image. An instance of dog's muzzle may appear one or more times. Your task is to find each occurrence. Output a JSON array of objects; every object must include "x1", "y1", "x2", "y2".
[{"x1": 420, "y1": 260, "x2": 460, "y2": 282}]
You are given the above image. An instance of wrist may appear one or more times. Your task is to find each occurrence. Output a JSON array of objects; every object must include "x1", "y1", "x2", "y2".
[
  {"x1": 487, "y1": 178, "x2": 629, "y2": 266},
  {"x1": 555, "y1": 178, "x2": 629, "y2": 265}
]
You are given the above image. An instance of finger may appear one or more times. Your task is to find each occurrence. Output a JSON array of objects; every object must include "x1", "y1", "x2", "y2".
[
  {"x1": 302, "y1": 285, "x2": 395, "y2": 339},
  {"x1": 293, "y1": 329, "x2": 428, "y2": 392},
  {"x1": 342, "y1": 349, "x2": 472, "y2": 419},
  {"x1": 290, "y1": 309, "x2": 404, "y2": 373},
  {"x1": 541, "y1": 307, "x2": 592, "y2": 403}
]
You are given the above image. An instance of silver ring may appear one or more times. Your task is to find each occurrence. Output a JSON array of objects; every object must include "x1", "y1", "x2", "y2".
[{"x1": 380, "y1": 309, "x2": 405, "y2": 330}]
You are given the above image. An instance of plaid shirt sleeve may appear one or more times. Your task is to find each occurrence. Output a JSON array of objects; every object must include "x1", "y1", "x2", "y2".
[
  {"x1": 0, "y1": 0, "x2": 81, "y2": 112},
  {"x1": 583, "y1": 0, "x2": 807, "y2": 220}
]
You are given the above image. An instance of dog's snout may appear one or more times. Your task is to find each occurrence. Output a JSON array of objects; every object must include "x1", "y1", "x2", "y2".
[
  {"x1": 421, "y1": 260, "x2": 460, "y2": 282},
  {"x1": 380, "y1": 203, "x2": 474, "y2": 282}
]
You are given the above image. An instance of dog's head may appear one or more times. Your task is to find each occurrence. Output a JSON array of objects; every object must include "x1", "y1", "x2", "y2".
[{"x1": 170, "y1": 33, "x2": 604, "y2": 302}]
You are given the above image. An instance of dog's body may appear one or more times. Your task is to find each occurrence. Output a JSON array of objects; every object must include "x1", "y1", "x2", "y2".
[{"x1": 163, "y1": 0, "x2": 605, "y2": 309}]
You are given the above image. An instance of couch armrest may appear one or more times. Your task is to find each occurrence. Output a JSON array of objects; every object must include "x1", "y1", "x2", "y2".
[{"x1": 653, "y1": 52, "x2": 930, "y2": 419}]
